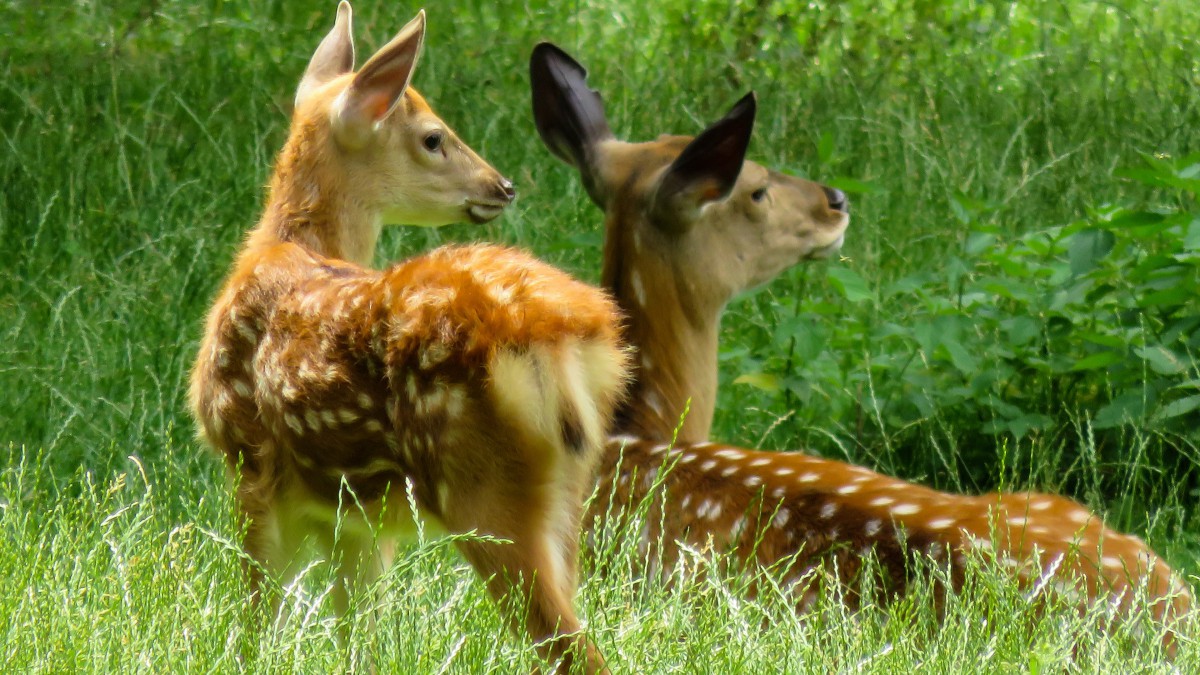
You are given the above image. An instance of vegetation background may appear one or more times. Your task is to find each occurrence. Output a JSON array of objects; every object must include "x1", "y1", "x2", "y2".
[{"x1": 1, "y1": 0, "x2": 1197, "y2": 671}]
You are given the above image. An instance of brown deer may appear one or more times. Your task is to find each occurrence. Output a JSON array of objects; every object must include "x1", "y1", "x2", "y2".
[
  {"x1": 529, "y1": 42, "x2": 1192, "y2": 653},
  {"x1": 189, "y1": 7, "x2": 627, "y2": 672}
]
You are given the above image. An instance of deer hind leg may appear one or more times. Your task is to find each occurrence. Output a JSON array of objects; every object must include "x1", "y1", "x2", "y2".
[
  {"x1": 441, "y1": 453, "x2": 606, "y2": 674},
  {"x1": 453, "y1": 520, "x2": 606, "y2": 675}
]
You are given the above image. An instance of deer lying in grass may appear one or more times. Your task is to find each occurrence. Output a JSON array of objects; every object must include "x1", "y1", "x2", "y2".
[
  {"x1": 189, "y1": 6, "x2": 627, "y2": 671},
  {"x1": 529, "y1": 42, "x2": 1193, "y2": 653}
]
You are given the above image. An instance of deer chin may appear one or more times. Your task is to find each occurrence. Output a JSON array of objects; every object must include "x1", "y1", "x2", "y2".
[
  {"x1": 806, "y1": 232, "x2": 846, "y2": 260},
  {"x1": 465, "y1": 200, "x2": 508, "y2": 224}
]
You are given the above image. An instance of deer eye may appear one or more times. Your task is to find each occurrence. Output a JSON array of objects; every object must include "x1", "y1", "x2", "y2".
[
  {"x1": 423, "y1": 131, "x2": 444, "y2": 152},
  {"x1": 751, "y1": 187, "x2": 768, "y2": 202}
]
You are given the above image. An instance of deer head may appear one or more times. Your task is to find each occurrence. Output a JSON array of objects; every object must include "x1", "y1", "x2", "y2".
[
  {"x1": 265, "y1": 2, "x2": 515, "y2": 265},
  {"x1": 531, "y1": 42, "x2": 849, "y2": 442}
]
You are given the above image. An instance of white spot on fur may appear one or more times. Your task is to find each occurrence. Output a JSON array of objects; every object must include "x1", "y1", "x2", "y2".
[
  {"x1": 869, "y1": 496, "x2": 895, "y2": 507},
  {"x1": 338, "y1": 408, "x2": 359, "y2": 424},
  {"x1": 773, "y1": 467, "x2": 794, "y2": 477},
  {"x1": 891, "y1": 503, "x2": 921, "y2": 516},
  {"x1": 365, "y1": 420, "x2": 384, "y2": 433},
  {"x1": 865, "y1": 519, "x2": 882, "y2": 536},
  {"x1": 744, "y1": 475, "x2": 762, "y2": 488},
  {"x1": 835, "y1": 484, "x2": 860, "y2": 495},
  {"x1": 730, "y1": 516, "x2": 747, "y2": 540},
  {"x1": 1067, "y1": 509, "x2": 1091, "y2": 525},
  {"x1": 630, "y1": 268, "x2": 647, "y2": 307},
  {"x1": 797, "y1": 472, "x2": 820, "y2": 483},
  {"x1": 721, "y1": 466, "x2": 739, "y2": 477},
  {"x1": 774, "y1": 508, "x2": 791, "y2": 529},
  {"x1": 420, "y1": 343, "x2": 451, "y2": 371},
  {"x1": 445, "y1": 385, "x2": 466, "y2": 419},
  {"x1": 305, "y1": 410, "x2": 321, "y2": 432},
  {"x1": 714, "y1": 449, "x2": 745, "y2": 461},
  {"x1": 284, "y1": 413, "x2": 303, "y2": 435},
  {"x1": 644, "y1": 389, "x2": 665, "y2": 417},
  {"x1": 749, "y1": 458, "x2": 772, "y2": 468},
  {"x1": 701, "y1": 460, "x2": 718, "y2": 472},
  {"x1": 232, "y1": 379, "x2": 252, "y2": 399},
  {"x1": 707, "y1": 501, "x2": 723, "y2": 520},
  {"x1": 357, "y1": 392, "x2": 374, "y2": 410},
  {"x1": 927, "y1": 518, "x2": 954, "y2": 530},
  {"x1": 820, "y1": 503, "x2": 837, "y2": 519}
]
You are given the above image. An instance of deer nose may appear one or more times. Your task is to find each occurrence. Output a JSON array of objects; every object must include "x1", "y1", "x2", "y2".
[
  {"x1": 499, "y1": 177, "x2": 516, "y2": 202},
  {"x1": 823, "y1": 186, "x2": 848, "y2": 213}
]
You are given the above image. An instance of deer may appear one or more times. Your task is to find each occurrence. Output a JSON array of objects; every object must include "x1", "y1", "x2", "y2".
[
  {"x1": 528, "y1": 42, "x2": 1193, "y2": 654},
  {"x1": 188, "y1": 6, "x2": 629, "y2": 672}
]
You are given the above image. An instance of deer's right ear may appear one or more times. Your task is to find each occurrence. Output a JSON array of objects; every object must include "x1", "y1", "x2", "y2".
[
  {"x1": 650, "y1": 92, "x2": 756, "y2": 231},
  {"x1": 331, "y1": 10, "x2": 425, "y2": 150},
  {"x1": 530, "y1": 43, "x2": 613, "y2": 187},
  {"x1": 295, "y1": 1, "x2": 356, "y2": 110}
]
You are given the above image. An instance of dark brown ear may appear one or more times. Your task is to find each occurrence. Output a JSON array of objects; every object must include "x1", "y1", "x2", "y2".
[
  {"x1": 651, "y1": 92, "x2": 756, "y2": 230},
  {"x1": 331, "y1": 10, "x2": 425, "y2": 149},
  {"x1": 295, "y1": 1, "x2": 355, "y2": 109},
  {"x1": 530, "y1": 42, "x2": 613, "y2": 189}
]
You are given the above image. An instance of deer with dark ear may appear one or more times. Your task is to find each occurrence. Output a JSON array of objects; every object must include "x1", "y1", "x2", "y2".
[{"x1": 530, "y1": 41, "x2": 1191, "y2": 659}]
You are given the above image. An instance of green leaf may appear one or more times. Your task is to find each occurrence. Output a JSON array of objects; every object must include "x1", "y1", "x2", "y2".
[
  {"x1": 1136, "y1": 345, "x2": 1187, "y2": 375},
  {"x1": 1070, "y1": 350, "x2": 1123, "y2": 372},
  {"x1": 1068, "y1": 229, "x2": 1114, "y2": 276},
  {"x1": 826, "y1": 266, "x2": 875, "y2": 303},
  {"x1": 941, "y1": 338, "x2": 979, "y2": 375},
  {"x1": 965, "y1": 231, "x2": 997, "y2": 256},
  {"x1": 733, "y1": 372, "x2": 780, "y2": 393},
  {"x1": 1152, "y1": 395, "x2": 1200, "y2": 422},
  {"x1": 1093, "y1": 391, "x2": 1149, "y2": 429}
]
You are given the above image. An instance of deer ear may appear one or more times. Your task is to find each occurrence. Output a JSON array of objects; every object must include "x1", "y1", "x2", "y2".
[
  {"x1": 331, "y1": 9, "x2": 425, "y2": 149},
  {"x1": 530, "y1": 42, "x2": 613, "y2": 172},
  {"x1": 651, "y1": 92, "x2": 756, "y2": 231},
  {"x1": 295, "y1": 1, "x2": 356, "y2": 110}
]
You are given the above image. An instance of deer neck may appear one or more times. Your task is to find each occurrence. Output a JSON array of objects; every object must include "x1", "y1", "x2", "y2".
[
  {"x1": 604, "y1": 217, "x2": 723, "y2": 445},
  {"x1": 249, "y1": 121, "x2": 381, "y2": 267}
]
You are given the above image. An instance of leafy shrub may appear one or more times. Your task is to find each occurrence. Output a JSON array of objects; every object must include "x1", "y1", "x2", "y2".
[{"x1": 738, "y1": 154, "x2": 1200, "y2": 494}]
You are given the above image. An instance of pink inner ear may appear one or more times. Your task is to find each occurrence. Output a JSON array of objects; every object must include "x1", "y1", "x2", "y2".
[
  {"x1": 366, "y1": 92, "x2": 392, "y2": 122},
  {"x1": 696, "y1": 181, "x2": 723, "y2": 204}
]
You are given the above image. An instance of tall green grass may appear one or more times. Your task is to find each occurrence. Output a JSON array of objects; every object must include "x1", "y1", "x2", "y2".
[{"x1": 1, "y1": 0, "x2": 1197, "y2": 670}]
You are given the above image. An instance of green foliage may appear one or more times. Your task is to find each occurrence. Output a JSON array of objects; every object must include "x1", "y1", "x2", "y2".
[
  {"x1": 738, "y1": 158, "x2": 1200, "y2": 490},
  {"x1": 0, "y1": 0, "x2": 1198, "y2": 667}
]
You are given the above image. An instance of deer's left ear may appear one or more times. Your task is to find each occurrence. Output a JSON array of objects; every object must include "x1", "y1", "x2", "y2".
[
  {"x1": 331, "y1": 9, "x2": 425, "y2": 149},
  {"x1": 650, "y1": 92, "x2": 756, "y2": 231},
  {"x1": 295, "y1": 1, "x2": 356, "y2": 109}
]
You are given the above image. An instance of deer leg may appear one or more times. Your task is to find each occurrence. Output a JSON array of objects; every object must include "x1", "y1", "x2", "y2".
[
  {"x1": 455, "y1": 533, "x2": 606, "y2": 675},
  {"x1": 445, "y1": 466, "x2": 607, "y2": 675}
]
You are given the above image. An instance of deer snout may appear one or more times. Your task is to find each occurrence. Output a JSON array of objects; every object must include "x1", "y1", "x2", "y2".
[
  {"x1": 465, "y1": 176, "x2": 516, "y2": 224},
  {"x1": 498, "y1": 176, "x2": 516, "y2": 202},
  {"x1": 822, "y1": 186, "x2": 848, "y2": 213}
]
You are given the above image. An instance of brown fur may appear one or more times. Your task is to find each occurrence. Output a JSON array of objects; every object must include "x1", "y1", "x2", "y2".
[{"x1": 189, "y1": 9, "x2": 626, "y2": 672}]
